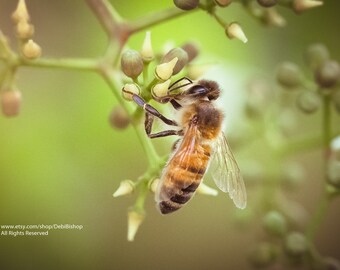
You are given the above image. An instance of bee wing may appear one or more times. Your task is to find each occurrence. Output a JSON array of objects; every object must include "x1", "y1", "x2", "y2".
[
  {"x1": 156, "y1": 122, "x2": 203, "y2": 202},
  {"x1": 210, "y1": 132, "x2": 247, "y2": 209}
]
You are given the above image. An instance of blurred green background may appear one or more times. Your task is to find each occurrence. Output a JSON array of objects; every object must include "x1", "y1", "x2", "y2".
[{"x1": 0, "y1": 1, "x2": 339, "y2": 269}]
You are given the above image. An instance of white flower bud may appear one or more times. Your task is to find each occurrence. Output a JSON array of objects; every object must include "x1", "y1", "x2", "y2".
[
  {"x1": 155, "y1": 57, "x2": 178, "y2": 81},
  {"x1": 113, "y1": 180, "x2": 135, "y2": 197},
  {"x1": 293, "y1": 0, "x2": 323, "y2": 14},
  {"x1": 12, "y1": 0, "x2": 30, "y2": 23},
  {"x1": 122, "y1": 83, "x2": 140, "y2": 101},
  {"x1": 187, "y1": 64, "x2": 211, "y2": 80},
  {"x1": 22, "y1": 39, "x2": 42, "y2": 59},
  {"x1": 331, "y1": 136, "x2": 340, "y2": 161},
  {"x1": 16, "y1": 20, "x2": 34, "y2": 39},
  {"x1": 196, "y1": 183, "x2": 218, "y2": 196},
  {"x1": 127, "y1": 210, "x2": 144, "y2": 242},
  {"x1": 148, "y1": 178, "x2": 159, "y2": 193},
  {"x1": 226, "y1": 22, "x2": 248, "y2": 43},
  {"x1": 141, "y1": 31, "x2": 154, "y2": 62},
  {"x1": 151, "y1": 79, "x2": 171, "y2": 98}
]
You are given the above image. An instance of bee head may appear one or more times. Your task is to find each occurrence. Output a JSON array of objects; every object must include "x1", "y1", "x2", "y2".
[{"x1": 184, "y1": 79, "x2": 220, "y2": 101}]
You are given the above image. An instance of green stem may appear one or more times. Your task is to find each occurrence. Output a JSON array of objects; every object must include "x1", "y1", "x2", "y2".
[
  {"x1": 128, "y1": 7, "x2": 193, "y2": 34},
  {"x1": 305, "y1": 95, "x2": 332, "y2": 242},
  {"x1": 19, "y1": 57, "x2": 99, "y2": 72}
]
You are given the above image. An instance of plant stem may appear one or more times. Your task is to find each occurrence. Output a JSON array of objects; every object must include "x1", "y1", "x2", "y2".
[
  {"x1": 306, "y1": 95, "x2": 332, "y2": 242},
  {"x1": 86, "y1": 0, "x2": 124, "y2": 38},
  {"x1": 19, "y1": 57, "x2": 99, "y2": 72},
  {"x1": 128, "y1": 7, "x2": 192, "y2": 34}
]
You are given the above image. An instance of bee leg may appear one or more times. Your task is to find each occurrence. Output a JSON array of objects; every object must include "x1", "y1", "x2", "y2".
[
  {"x1": 145, "y1": 112, "x2": 183, "y2": 139},
  {"x1": 148, "y1": 129, "x2": 183, "y2": 139},
  {"x1": 132, "y1": 94, "x2": 178, "y2": 126}
]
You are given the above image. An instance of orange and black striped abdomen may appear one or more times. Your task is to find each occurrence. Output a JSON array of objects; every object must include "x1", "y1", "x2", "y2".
[{"x1": 156, "y1": 143, "x2": 212, "y2": 214}]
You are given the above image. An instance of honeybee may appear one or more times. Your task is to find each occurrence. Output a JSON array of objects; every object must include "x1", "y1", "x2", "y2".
[{"x1": 130, "y1": 78, "x2": 247, "y2": 214}]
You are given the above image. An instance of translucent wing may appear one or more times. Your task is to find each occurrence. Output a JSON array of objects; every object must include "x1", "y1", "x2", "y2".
[{"x1": 210, "y1": 132, "x2": 247, "y2": 209}]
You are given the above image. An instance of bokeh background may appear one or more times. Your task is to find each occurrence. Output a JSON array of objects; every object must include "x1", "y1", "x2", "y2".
[{"x1": 0, "y1": 1, "x2": 339, "y2": 269}]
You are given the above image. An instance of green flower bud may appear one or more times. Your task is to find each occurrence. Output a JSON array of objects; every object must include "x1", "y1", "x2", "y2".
[
  {"x1": 214, "y1": 0, "x2": 232, "y2": 7},
  {"x1": 276, "y1": 62, "x2": 303, "y2": 89},
  {"x1": 296, "y1": 91, "x2": 321, "y2": 114},
  {"x1": 315, "y1": 60, "x2": 340, "y2": 88},
  {"x1": 333, "y1": 90, "x2": 340, "y2": 114},
  {"x1": 257, "y1": 0, "x2": 277, "y2": 8},
  {"x1": 109, "y1": 106, "x2": 130, "y2": 129},
  {"x1": 304, "y1": 43, "x2": 330, "y2": 71},
  {"x1": 263, "y1": 9, "x2": 286, "y2": 27},
  {"x1": 173, "y1": 0, "x2": 199, "y2": 10},
  {"x1": 155, "y1": 58, "x2": 178, "y2": 81},
  {"x1": 1, "y1": 89, "x2": 22, "y2": 117},
  {"x1": 121, "y1": 50, "x2": 144, "y2": 79},
  {"x1": 284, "y1": 232, "x2": 308, "y2": 257},
  {"x1": 263, "y1": 211, "x2": 287, "y2": 236},
  {"x1": 248, "y1": 242, "x2": 277, "y2": 268},
  {"x1": 327, "y1": 160, "x2": 340, "y2": 188},
  {"x1": 181, "y1": 42, "x2": 199, "y2": 62},
  {"x1": 161, "y1": 48, "x2": 188, "y2": 75}
]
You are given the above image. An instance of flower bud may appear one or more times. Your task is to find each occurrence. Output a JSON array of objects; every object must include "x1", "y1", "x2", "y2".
[
  {"x1": 122, "y1": 83, "x2": 140, "y2": 101},
  {"x1": 331, "y1": 136, "x2": 340, "y2": 161},
  {"x1": 257, "y1": 0, "x2": 277, "y2": 7},
  {"x1": 333, "y1": 90, "x2": 340, "y2": 114},
  {"x1": 148, "y1": 178, "x2": 159, "y2": 193},
  {"x1": 121, "y1": 50, "x2": 144, "y2": 79},
  {"x1": 327, "y1": 160, "x2": 340, "y2": 188},
  {"x1": 109, "y1": 106, "x2": 130, "y2": 129},
  {"x1": 226, "y1": 22, "x2": 248, "y2": 43},
  {"x1": 196, "y1": 183, "x2": 218, "y2": 196},
  {"x1": 248, "y1": 242, "x2": 277, "y2": 268},
  {"x1": 315, "y1": 60, "x2": 340, "y2": 88},
  {"x1": 263, "y1": 211, "x2": 287, "y2": 236},
  {"x1": 16, "y1": 20, "x2": 34, "y2": 39},
  {"x1": 173, "y1": 0, "x2": 199, "y2": 10},
  {"x1": 276, "y1": 62, "x2": 302, "y2": 89},
  {"x1": 304, "y1": 43, "x2": 330, "y2": 71},
  {"x1": 214, "y1": 0, "x2": 233, "y2": 7},
  {"x1": 161, "y1": 48, "x2": 188, "y2": 75},
  {"x1": 181, "y1": 42, "x2": 199, "y2": 62},
  {"x1": 12, "y1": 0, "x2": 30, "y2": 23},
  {"x1": 155, "y1": 57, "x2": 178, "y2": 81},
  {"x1": 284, "y1": 232, "x2": 308, "y2": 257},
  {"x1": 293, "y1": 0, "x2": 323, "y2": 14},
  {"x1": 296, "y1": 91, "x2": 321, "y2": 114},
  {"x1": 22, "y1": 39, "x2": 41, "y2": 59},
  {"x1": 127, "y1": 210, "x2": 144, "y2": 241},
  {"x1": 264, "y1": 9, "x2": 286, "y2": 27},
  {"x1": 1, "y1": 89, "x2": 22, "y2": 117},
  {"x1": 151, "y1": 79, "x2": 171, "y2": 98},
  {"x1": 141, "y1": 31, "x2": 154, "y2": 62},
  {"x1": 113, "y1": 180, "x2": 135, "y2": 197}
]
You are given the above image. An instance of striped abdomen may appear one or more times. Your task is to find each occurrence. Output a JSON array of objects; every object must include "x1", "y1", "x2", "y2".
[{"x1": 156, "y1": 143, "x2": 212, "y2": 214}]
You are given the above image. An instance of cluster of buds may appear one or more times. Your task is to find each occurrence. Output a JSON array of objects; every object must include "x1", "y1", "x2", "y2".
[
  {"x1": 0, "y1": 0, "x2": 42, "y2": 118},
  {"x1": 108, "y1": 31, "x2": 209, "y2": 132},
  {"x1": 276, "y1": 44, "x2": 340, "y2": 115},
  {"x1": 12, "y1": 0, "x2": 41, "y2": 59},
  {"x1": 173, "y1": 0, "x2": 323, "y2": 44}
]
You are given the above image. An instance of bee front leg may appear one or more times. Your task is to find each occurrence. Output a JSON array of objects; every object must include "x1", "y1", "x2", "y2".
[
  {"x1": 132, "y1": 94, "x2": 177, "y2": 126},
  {"x1": 145, "y1": 112, "x2": 183, "y2": 139}
]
